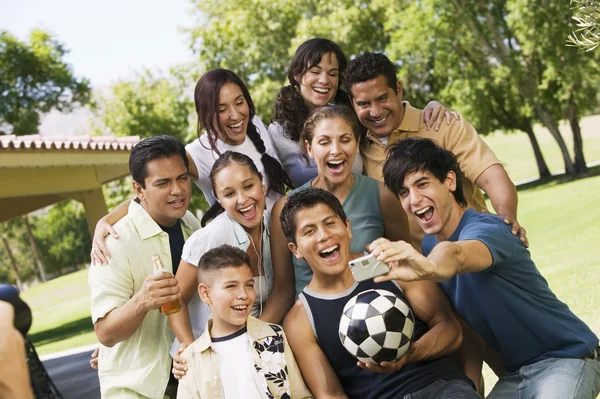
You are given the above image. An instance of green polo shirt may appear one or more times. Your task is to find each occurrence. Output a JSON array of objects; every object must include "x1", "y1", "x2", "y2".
[{"x1": 89, "y1": 200, "x2": 200, "y2": 398}]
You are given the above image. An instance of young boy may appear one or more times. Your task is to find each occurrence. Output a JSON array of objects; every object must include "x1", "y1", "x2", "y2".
[{"x1": 176, "y1": 244, "x2": 313, "y2": 399}]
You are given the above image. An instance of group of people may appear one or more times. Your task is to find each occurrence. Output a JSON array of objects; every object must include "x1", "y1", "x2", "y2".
[{"x1": 88, "y1": 38, "x2": 600, "y2": 399}]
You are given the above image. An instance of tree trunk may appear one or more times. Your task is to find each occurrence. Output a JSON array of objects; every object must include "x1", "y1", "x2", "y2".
[
  {"x1": 535, "y1": 105, "x2": 576, "y2": 176},
  {"x1": 23, "y1": 215, "x2": 47, "y2": 282},
  {"x1": 521, "y1": 120, "x2": 551, "y2": 179},
  {"x1": 567, "y1": 102, "x2": 588, "y2": 175},
  {"x1": 1, "y1": 233, "x2": 23, "y2": 291}
]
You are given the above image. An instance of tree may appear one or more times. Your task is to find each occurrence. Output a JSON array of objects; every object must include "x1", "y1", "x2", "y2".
[
  {"x1": 187, "y1": 0, "x2": 392, "y2": 120},
  {"x1": 568, "y1": 0, "x2": 600, "y2": 51},
  {"x1": 93, "y1": 65, "x2": 209, "y2": 213},
  {"x1": 33, "y1": 201, "x2": 92, "y2": 276},
  {"x1": 0, "y1": 29, "x2": 91, "y2": 135},
  {"x1": 385, "y1": 0, "x2": 599, "y2": 178},
  {"x1": 0, "y1": 218, "x2": 37, "y2": 287}
]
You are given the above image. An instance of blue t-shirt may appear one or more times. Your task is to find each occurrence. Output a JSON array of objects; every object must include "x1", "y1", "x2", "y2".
[{"x1": 422, "y1": 209, "x2": 598, "y2": 372}]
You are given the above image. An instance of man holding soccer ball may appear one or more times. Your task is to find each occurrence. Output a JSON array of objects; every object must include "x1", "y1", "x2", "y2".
[
  {"x1": 280, "y1": 188, "x2": 479, "y2": 398},
  {"x1": 372, "y1": 137, "x2": 600, "y2": 399}
]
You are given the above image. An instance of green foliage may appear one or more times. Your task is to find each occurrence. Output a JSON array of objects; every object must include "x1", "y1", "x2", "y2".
[
  {"x1": 93, "y1": 66, "x2": 210, "y2": 212},
  {"x1": 187, "y1": 0, "x2": 392, "y2": 120},
  {"x1": 0, "y1": 29, "x2": 91, "y2": 135},
  {"x1": 568, "y1": 0, "x2": 600, "y2": 51},
  {"x1": 186, "y1": 0, "x2": 599, "y2": 177},
  {"x1": 93, "y1": 65, "x2": 197, "y2": 143},
  {"x1": 0, "y1": 218, "x2": 37, "y2": 284},
  {"x1": 33, "y1": 201, "x2": 92, "y2": 274}
]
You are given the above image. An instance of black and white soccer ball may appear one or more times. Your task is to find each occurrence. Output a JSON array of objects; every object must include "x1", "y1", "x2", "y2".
[{"x1": 338, "y1": 289, "x2": 415, "y2": 364}]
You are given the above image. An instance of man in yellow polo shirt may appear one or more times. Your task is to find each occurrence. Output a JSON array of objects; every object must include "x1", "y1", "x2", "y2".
[
  {"x1": 344, "y1": 52, "x2": 525, "y2": 250},
  {"x1": 89, "y1": 135, "x2": 201, "y2": 398}
]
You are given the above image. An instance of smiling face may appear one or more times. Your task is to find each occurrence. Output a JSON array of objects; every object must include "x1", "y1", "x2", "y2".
[
  {"x1": 398, "y1": 170, "x2": 463, "y2": 240},
  {"x1": 288, "y1": 203, "x2": 352, "y2": 278},
  {"x1": 306, "y1": 117, "x2": 358, "y2": 185},
  {"x1": 212, "y1": 161, "x2": 265, "y2": 231},
  {"x1": 198, "y1": 265, "x2": 256, "y2": 337},
  {"x1": 297, "y1": 52, "x2": 340, "y2": 109},
  {"x1": 215, "y1": 82, "x2": 250, "y2": 145},
  {"x1": 134, "y1": 155, "x2": 191, "y2": 227},
  {"x1": 350, "y1": 75, "x2": 404, "y2": 138}
]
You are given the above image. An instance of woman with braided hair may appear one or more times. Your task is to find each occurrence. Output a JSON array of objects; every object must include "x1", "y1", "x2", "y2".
[{"x1": 90, "y1": 68, "x2": 293, "y2": 264}]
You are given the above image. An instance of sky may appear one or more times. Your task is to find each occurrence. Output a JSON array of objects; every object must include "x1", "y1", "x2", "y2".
[{"x1": 0, "y1": 0, "x2": 197, "y2": 135}]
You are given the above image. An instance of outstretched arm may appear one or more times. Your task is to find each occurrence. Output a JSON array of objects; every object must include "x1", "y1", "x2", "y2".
[
  {"x1": 284, "y1": 302, "x2": 348, "y2": 399},
  {"x1": 90, "y1": 199, "x2": 131, "y2": 265},
  {"x1": 368, "y1": 238, "x2": 493, "y2": 283}
]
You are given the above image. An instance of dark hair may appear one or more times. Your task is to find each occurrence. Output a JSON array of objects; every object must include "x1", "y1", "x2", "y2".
[
  {"x1": 129, "y1": 135, "x2": 188, "y2": 188},
  {"x1": 299, "y1": 104, "x2": 360, "y2": 165},
  {"x1": 194, "y1": 68, "x2": 292, "y2": 196},
  {"x1": 280, "y1": 188, "x2": 347, "y2": 244},
  {"x1": 344, "y1": 52, "x2": 399, "y2": 99},
  {"x1": 201, "y1": 151, "x2": 264, "y2": 226},
  {"x1": 382, "y1": 137, "x2": 467, "y2": 207},
  {"x1": 197, "y1": 244, "x2": 251, "y2": 283},
  {"x1": 273, "y1": 38, "x2": 351, "y2": 142}
]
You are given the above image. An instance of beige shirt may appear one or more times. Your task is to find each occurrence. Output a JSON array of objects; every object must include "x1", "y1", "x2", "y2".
[
  {"x1": 89, "y1": 200, "x2": 200, "y2": 398},
  {"x1": 177, "y1": 317, "x2": 313, "y2": 399},
  {"x1": 361, "y1": 101, "x2": 500, "y2": 249}
]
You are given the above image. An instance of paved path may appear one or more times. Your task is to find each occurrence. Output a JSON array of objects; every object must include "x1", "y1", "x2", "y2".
[{"x1": 42, "y1": 349, "x2": 100, "y2": 399}]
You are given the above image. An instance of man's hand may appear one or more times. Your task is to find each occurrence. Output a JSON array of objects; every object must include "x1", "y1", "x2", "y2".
[
  {"x1": 481, "y1": 209, "x2": 528, "y2": 247},
  {"x1": 137, "y1": 272, "x2": 180, "y2": 312},
  {"x1": 357, "y1": 341, "x2": 419, "y2": 373},
  {"x1": 172, "y1": 342, "x2": 190, "y2": 380},
  {"x1": 423, "y1": 101, "x2": 460, "y2": 131},
  {"x1": 90, "y1": 218, "x2": 119, "y2": 265},
  {"x1": 89, "y1": 346, "x2": 99, "y2": 369},
  {"x1": 368, "y1": 238, "x2": 440, "y2": 282},
  {"x1": 500, "y1": 214, "x2": 528, "y2": 248}
]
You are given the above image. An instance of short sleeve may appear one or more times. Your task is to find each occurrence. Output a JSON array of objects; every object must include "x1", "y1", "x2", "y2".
[
  {"x1": 88, "y1": 239, "x2": 135, "y2": 323},
  {"x1": 181, "y1": 227, "x2": 219, "y2": 266},
  {"x1": 459, "y1": 216, "x2": 516, "y2": 270},
  {"x1": 441, "y1": 118, "x2": 501, "y2": 183},
  {"x1": 186, "y1": 138, "x2": 217, "y2": 206}
]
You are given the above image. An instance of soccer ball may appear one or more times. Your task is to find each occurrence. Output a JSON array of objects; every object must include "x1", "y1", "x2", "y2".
[{"x1": 338, "y1": 289, "x2": 415, "y2": 364}]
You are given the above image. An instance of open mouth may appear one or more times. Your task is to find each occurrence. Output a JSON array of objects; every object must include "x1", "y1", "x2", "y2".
[
  {"x1": 167, "y1": 198, "x2": 186, "y2": 208},
  {"x1": 319, "y1": 244, "x2": 340, "y2": 260},
  {"x1": 313, "y1": 87, "x2": 330, "y2": 94},
  {"x1": 238, "y1": 204, "x2": 257, "y2": 220},
  {"x1": 231, "y1": 304, "x2": 249, "y2": 315},
  {"x1": 227, "y1": 120, "x2": 244, "y2": 133},
  {"x1": 415, "y1": 206, "x2": 434, "y2": 222},
  {"x1": 326, "y1": 159, "x2": 346, "y2": 174},
  {"x1": 369, "y1": 114, "x2": 389, "y2": 126}
]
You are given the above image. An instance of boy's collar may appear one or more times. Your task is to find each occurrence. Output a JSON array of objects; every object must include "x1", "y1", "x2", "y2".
[{"x1": 194, "y1": 316, "x2": 280, "y2": 353}]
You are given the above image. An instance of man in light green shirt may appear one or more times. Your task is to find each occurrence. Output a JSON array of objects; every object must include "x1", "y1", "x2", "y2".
[{"x1": 89, "y1": 135, "x2": 200, "y2": 398}]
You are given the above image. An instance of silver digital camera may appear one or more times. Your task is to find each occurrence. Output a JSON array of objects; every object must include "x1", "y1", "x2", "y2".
[{"x1": 348, "y1": 253, "x2": 390, "y2": 282}]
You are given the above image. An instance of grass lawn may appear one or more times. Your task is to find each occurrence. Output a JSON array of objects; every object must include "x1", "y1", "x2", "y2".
[
  {"x1": 21, "y1": 269, "x2": 94, "y2": 355},
  {"x1": 482, "y1": 114, "x2": 600, "y2": 182}
]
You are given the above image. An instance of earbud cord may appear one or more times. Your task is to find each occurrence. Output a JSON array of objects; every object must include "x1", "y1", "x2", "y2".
[{"x1": 247, "y1": 219, "x2": 264, "y2": 316}]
